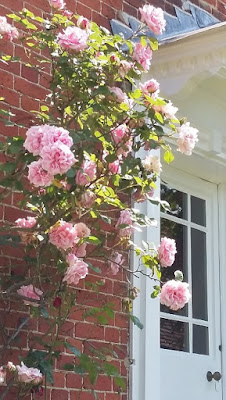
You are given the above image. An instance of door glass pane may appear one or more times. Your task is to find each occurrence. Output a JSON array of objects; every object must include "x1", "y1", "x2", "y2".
[
  {"x1": 161, "y1": 218, "x2": 188, "y2": 316},
  {"x1": 193, "y1": 325, "x2": 209, "y2": 355},
  {"x1": 191, "y1": 196, "x2": 206, "y2": 227},
  {"x1": 160, "y1": 318, "x2": 189, "y2": 352},
  {"x1": 191, "y1": 228, "x2": 208, "y2": 321},
  {"x1": 161, "y1": 184, "x2": 187, "y2": 219}
]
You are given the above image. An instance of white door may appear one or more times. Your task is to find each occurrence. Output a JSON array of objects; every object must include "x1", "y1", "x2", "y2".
[{"x1": 160, "y1": 173, "x2": 222, "y2": 400}]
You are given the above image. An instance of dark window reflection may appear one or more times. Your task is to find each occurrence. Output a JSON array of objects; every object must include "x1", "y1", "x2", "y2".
[
  {"x1": 161, "y1": 184, "x2": 187, "y2": 220},
  {"x1": 160, "y1": 319, "x2": 189, "y2": 352},
  {"x1": 191, "y1": 229, "x2": 208, "y2": 321},
  {"x1": 191, "y1": 196, "x2": 206, "y2": 227},
  {"x1": 161, "y1": 218, "x2": 188, "y2": 316},
  {"x1": 193, "y1": 325, "x2": 209, "y2": 355}
]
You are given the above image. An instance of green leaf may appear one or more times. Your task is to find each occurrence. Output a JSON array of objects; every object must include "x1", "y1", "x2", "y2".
[
  {"x1": 65, "y1": 342, "x2": 81, "y2": 357},
  {"x1": 149, "y1": 37, "x2": 158, "y2": 51},
  {"x1": 164, "y1": 150, "x2": 174, "y2": 164},
  {"x1": 87, "y1": 263, "x2": 102, "y2": 274},
  {"x1": 114, "y1": 376, "x2": 126, "y2": 390},
  {"x1": 86, "y1": 236, "x2": 102, "y2": 245},
  {"x1": 66, "y1": 168, "x2": 76, "y2": 178},
  {"x1": 40, "y1": 105, "x2": 49, "y2": 112},
  {"x1": 7, "y1": 13, "x2": 21, "y2": 22},
  {"x1": 0, "y1": 162, "x2": 16, "y2": 174},
  {"x1": 40, "y1": 307, "x2": 49, "y2": 319},
  {"x1": 130, "y1": 314, "x2": 144, "y2": 330}
]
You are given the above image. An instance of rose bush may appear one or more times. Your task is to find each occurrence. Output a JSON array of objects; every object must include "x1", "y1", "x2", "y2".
[{"x1": 0, "y1": 2, "x2": 197, "y2": 398}]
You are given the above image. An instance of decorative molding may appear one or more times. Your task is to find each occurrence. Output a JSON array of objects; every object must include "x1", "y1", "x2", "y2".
[{"x1": 110, "y1": 2, "x2": 219, "y2": 41}]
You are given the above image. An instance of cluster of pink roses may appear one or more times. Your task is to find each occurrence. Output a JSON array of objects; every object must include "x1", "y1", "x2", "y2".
[
  {"x1": 142, "y1": 154, "x2": 162, "y2": 175},
  {"x1": 0, "y1": 362, "x2": 43, "y2": 385},
  {"x1": 49, "y1": 221, "x2": 91, "y2": 285},
  {"x1": 0, "y1": 16, "x2": 18, "y2": 41},
  {"x1": 132, "y1": 43, "x2": 152, "y2": 72},
  {"x1": 24, "y1": 125, "x2": 76, "y2": 187},
  {"x1": 49, "y1": 221, "x2": 90, "y2": 250}
]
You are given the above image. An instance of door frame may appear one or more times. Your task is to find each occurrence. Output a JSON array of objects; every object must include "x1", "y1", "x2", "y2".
[{"x1": 131, "y1": 167, "x2": 225, "y2": 400}]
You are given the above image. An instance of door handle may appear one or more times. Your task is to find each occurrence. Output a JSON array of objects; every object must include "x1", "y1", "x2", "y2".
[{"x1": 206, "y1": 371, "x2": 222, "y2": 382}]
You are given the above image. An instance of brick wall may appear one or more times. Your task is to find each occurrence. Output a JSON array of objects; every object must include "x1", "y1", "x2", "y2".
[{"x1": 0, "y1": 0, "x2": 225, "y2": 399}]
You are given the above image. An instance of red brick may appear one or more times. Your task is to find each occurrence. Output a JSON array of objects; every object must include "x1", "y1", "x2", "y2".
[
  {"x1": 104, "y1": 0, "x2": 123, "y2": 9},
  {"x1": 115, "y1": 313, "x2": 129, "y2": 329},
  {"x1": 102, "y1": 4, "x2": 117, "y2": 19},
  {"x1": 0, "y1": 70, "x2": 13, "y2": 89},
  {"x1": 105, "y1": 327, "x2": 120, "y2": 343},
  {"x1": 21, "y1": 65, "x2": 39, "y2": 83},
  {"x1": 105, "y1": 394, "x2": 121, "y2": 400},
  {"x1": 66, "y1": 372, "x2": 83, "y2": 389},
  {"x1": 53, "y1": 372, "x2": 66, "y2": 388},
  {"x1": 75, "y1": 322, "x2": 104, "y2": 340},
  {"x1": 14, "y1": 77, "x2": 48, "y2": 100},
  {"x1": 70, "y1": 392, "x2": 104, "y2": 400},
  {"x1": 76, "y1": 3, "x2": 92, "y2": 19},
  {"x1": 51, "y1": 389, "x2": 69, "y2": 400}
]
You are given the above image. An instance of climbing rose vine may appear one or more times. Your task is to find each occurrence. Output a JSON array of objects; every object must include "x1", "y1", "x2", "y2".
[{"x1": 0, "y1": 2, "x2": 197, "y2": 398}]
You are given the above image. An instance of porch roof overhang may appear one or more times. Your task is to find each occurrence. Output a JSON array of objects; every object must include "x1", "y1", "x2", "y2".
[{"x1": 150, "y1": 22, "x2": 226, "y2": 184}]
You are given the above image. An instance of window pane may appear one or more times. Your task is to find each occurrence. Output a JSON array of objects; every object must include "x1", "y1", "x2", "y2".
[
  {"x1": 161, "y1": 184, "x2": 187, "y2": 220},
  {"x1": 161, "y1": 319, "x2": 189, "y2": 352},
  {"x1": 161, "y1": 219, "x2": 188, "y2": 316},
  {"x1": 191, "y1": 229, "x2": 208, "y2": 320},
  {"x1": 193, "y1": 325, "x2": 209, "y2": 355},
  {"x1": 191, "y1": 196, "x2": 206, "y2": 227}
]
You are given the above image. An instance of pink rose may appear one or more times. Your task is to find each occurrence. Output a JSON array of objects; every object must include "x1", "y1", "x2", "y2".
[
  {"x1": 0, "y1": 17, "x2": 19, "y2": 41},
  {"x1": 63, "y1": 9, "x2": 73, "y2": 18},
  {"x1": 0, "y1": 367, "x2": 5, "y2": 384},
  {"x1": 110, "y1": 252, "x2": 124, "y2": 275},
  {"x1": 15, "y1": 217, "x2": 37, "y2": 228},
  {"x1": 63, "y1": 255, "x2": 88, "y2": 285},
  {"x1": 41, "y1": 125, "x2": 73, "y2": 148},
  {"x1": 109, "y1": 87, "x2": 129, "y2": 104},
  {"x1": 118, "y1": 60, "x2": 133, "y2": 78},
  {"x1": 153, "y1": 100, "x2": 178, "y2": 120},
  {"x1": 132, "y1": 43, "x2": 152, "y2": 72},
  {"x1": 110, "y1": 54, "x2": 120, "y2": 63},
  {"x1": 142, "y1": 155, "x2": 162, "y2": 174},
  {"x1": 160, "y1": 280, "x2": 191, "y2": 311},
  {"x1": 140, "y1": 79, "x2": 160, "y2": 97},
  {"x1": 41, "y1": 142, "x2": 76, "y2": 175},
  {"x1": 158, "y1": 237, "x2": 177, "y2": 268},
  {"x1": 177, "y1": 122, "x2": 199, "y2": 155},
  {"x1": 28, "y1": 160, "x2": 54, "y2": 187},
  {"x1": 24, "y1": 126, "x2": 44, "y2": 156},
  {"x1": 57, "y1": 26, "x2": 88, "y2": 51},
  {"x1": 116, "y1": 210, "x2": 134, "y2": 237},
  {"x1": 74, "y1": 222, "x2": 90, "y2": 238},
  {"x1": 72, "y1": 243, "x2": 87, "y2": 258},
  {"x1": 76, "y1": 159, "x2": 96, "y2": 186},
  {"x1": 49, "y1": 0, "x2": 65, "y2": 9},
  {"x1": 80, "y1": 191, "x2": 96, "y2": 208},
  {"x1": 16, "y1": 362, "x2": 43, "y2": 385},
  {"x1": 139, "y1": 5, "x2": 166, "y2": 35},
  {"x1": 111, "y1": 124, "x2": 128, "y2": 146},
  {"x1": 7, "y1": 362, "x2": 16, "y2": 372},
  {"x1": 49, "y1": 221, "x2": 77, "y2": 250},
  {"x1": 17, "y1": 285, "x2": 43, "y2": 307},
  {"x1": 77, "y1": 16, "x2": 90, "y2": 29},
  {"x1": 109, "y1": 159, "x2": 121, "y2": 174}
]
